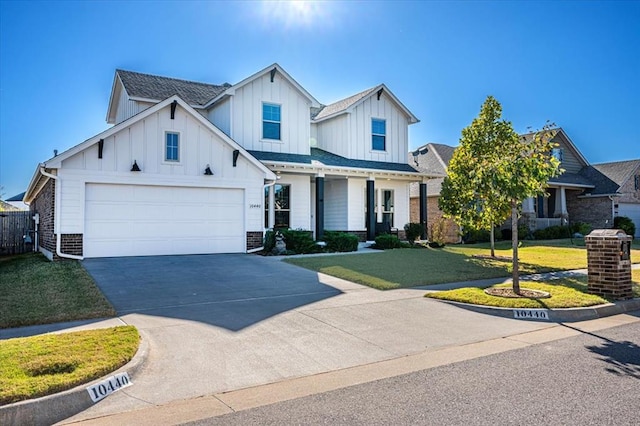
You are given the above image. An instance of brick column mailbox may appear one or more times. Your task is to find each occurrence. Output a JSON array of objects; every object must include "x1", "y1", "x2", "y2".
[{"x1": 585, "y1": 229, "x2": 633, "y2": 300}]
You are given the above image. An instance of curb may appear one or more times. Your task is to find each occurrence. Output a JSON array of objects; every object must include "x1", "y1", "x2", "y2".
[
  {"x1": 436, "y1": 298, "x2": 640, "y2": 322},
  {"x1": 0, "y1": 329, "x2": 149, "y2": 426}
]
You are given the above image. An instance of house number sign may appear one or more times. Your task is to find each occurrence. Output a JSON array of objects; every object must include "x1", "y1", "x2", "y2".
[
  {"x1": 513, "y1": 309, "x2": 549, "y2": 320},
  {"x1": 249, "y1": 204, "x2": 261, "y2": 209},
  {"x1": 86, "y1": 372, "x2": 132, "y2": 403}
]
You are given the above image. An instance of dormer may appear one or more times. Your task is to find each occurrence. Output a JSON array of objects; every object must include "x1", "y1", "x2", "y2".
[{"x1": 106, "y1": 70, "x2": 229, "y2": 125}]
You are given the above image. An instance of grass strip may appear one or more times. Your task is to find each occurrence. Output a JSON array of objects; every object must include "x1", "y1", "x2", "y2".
[
  {"x1": 0, "y1": 326, "x2": 139, "y2": 405},
  {"x1": 426, "y1": 269, "x2": 640, "y2": 308},
  {"x1": 0, "y1": 253, "x2": 115, "y2": 328}
]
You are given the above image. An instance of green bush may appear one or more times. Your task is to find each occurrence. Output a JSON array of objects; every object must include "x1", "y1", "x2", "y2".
[
  {"x1": 263, "y1": 230, "x2": 276, "y2": 252},
  {"x1": 375, "y1": 234, "x2": 403, "y2": 250},
  {"x1": 403, "y1": 223, "x2": 423, "y2": 244},
  {"x1": 614, "y1": 216, "x2": 636, "y2": 238},
  {"x1": 533, "y1": 225, "x2": 572, "y2": 240},
  {"x1": 323, "y1": 231, "x2": 359, "y2": 252},
  {"x1": 570, "y1": 221, "x2": 592, "y2": 236},
  {"x1": 463, "y1": 227, "x2": 501, "y2": 244},
  {"x1": 281, "y1": 229, "x2": 321, "y2": 254}
]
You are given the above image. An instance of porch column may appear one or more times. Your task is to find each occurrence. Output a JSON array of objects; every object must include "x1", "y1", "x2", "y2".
[
  {"x1": 554, "y1": 186, "x2": 568, "y2": 218},
  {"x1": 366, "y1": 178, "x2": 376, "y2": 241},
  {"x1": 419, "y1": 182, "x2": 427, "y2": 240},
  {"x1": 268, "y1": 184, "x2": 275, "y2": 229},
  {"x1": 521, "y1": 197, "x2": 536, "y2": 233},
  {"x1": 522, "y1": 197, "x2": 535, "y2": 214},
  {"x1": 315, "y1": 175, "x2": 324, "y2": 240}
]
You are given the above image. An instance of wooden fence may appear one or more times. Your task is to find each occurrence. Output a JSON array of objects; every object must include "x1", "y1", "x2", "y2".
[{"x1": 0, "y1": 211, "x2": 33, "y2": 255}]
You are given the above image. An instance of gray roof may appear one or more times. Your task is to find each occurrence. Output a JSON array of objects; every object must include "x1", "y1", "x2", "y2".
[
  {"x1": 249, "y1": 148, "x2": 421, "y2": 173},
  {"x1": 312, "y1": 86, "x2": 378, "y2": 120},
  {"x1": 592, "y1": 160, "x2": 640, "y2": 188},
  {"x1": 410, "y1": 143, "x2": 455, "y2": 175},
  {"x1": 6, "y1": 192, "x2": 25, "y2": 201},
  {"x1": 548, "y1": 172, "x2": 595, "y2": 187},
  {"x1": 117, "y1": 70, "x2": 230, "y2": 106}
]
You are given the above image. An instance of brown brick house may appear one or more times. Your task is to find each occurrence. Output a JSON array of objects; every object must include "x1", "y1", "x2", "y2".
[{"x1": 410, "y1": 129, "x2": 640, "y2": 239}]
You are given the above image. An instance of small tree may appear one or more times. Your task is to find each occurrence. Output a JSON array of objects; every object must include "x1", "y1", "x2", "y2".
[
  {"x1": 440, "y1": 96, "x2": 512, "y2": 257},
  {"x1": 440, "y1": 96, "x2": 561, "y2": 293}
]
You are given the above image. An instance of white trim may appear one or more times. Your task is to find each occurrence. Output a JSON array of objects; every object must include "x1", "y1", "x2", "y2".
[
  {"x1": 162, "y1": 130, "x2": 182, "y2": 164},
  {"x1": 203, "y1": 63, "x2": 321, "y2": 109}
]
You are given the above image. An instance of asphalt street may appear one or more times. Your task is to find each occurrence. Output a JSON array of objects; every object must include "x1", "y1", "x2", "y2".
[{"x1": 184, "y1": 319, "x2": 640, "y2": 426}]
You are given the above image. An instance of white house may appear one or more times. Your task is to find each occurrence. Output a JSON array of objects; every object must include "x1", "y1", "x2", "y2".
[{"x1": 24, "y1": 64, "x2": 435, "y2": 259}]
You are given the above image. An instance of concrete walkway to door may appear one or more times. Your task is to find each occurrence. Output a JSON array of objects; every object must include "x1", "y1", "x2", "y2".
[{"x1": 50, "y1": 252, "x2": 560, "y2": 422}]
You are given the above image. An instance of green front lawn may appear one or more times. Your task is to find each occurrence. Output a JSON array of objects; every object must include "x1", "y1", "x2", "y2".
[
  {"x1": 285, "y1": 239, "x2": 640, "y2": 290},
  {"x1": 0, "y1": 326, "x2": 139, "y2": 405},
  {"x1": 0, "y1": 253, "x2": 115, "y2": 328},
  {"x1": 426, "y1": 269, "x2": 640, "y2": 308}
]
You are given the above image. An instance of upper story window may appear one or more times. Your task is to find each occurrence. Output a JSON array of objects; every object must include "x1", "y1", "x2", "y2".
[
  {"x1": 551, "y1": 147, "x2": 563, "y2": 162},
  {"x1": 263, "y1": 103, "x2": 281, "y2": 140},
  {"x1": 165, "y1": 132, "x2": 179, "y2": 162},
  {"x1": 372, "y1": 118, "x2": 386, "y2": 151}
]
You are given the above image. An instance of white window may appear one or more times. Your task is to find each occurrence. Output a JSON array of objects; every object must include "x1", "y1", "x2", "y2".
[
  {"x1": 372, "y1": 118, "x2": 386, "y2": 151},
  {"x1": 263, "y1": 103, "x2": 281, "y2": 140},
  {"x1": 551, "y1": 148, "x2": 563, "y2": 162},
  {"x1": 165, "y1": 132, "x2": 179, "y2": 162}
]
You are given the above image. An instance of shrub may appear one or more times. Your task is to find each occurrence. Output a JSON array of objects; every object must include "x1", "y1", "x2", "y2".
[
  {"x1": 570, "y1": 221, "x2": 592, "y2": 236},
  {"x1": 403, "y1": 223, "x2": 423, "y2": 245},
  {"x1": 429, "y1": 218, "x2": 449, "y2": 246},
  {"x1": 375, "y1": 234, "x2": 403, "y2": 250},
  {"x1": 281, "y1": 229, "x2": 321, "y2": 254},
  {"x1": 533, "y1": 225, "x2": 572, "y2": 240},
  {"x1": 614, "y1": 216, "x2": 636, "y2": 238},
  {"x1": 503, "y1": 225, "x2": 533, "y2": 241},
  {"x1": 263, "y1": 230, "x2": 276, "y2": 252},
  {"x1": 463, "y1": 227, "x2": 501, "y2": 244},
  {"x1": 323, "y1": 231, "x2": 359, "y2": 252}
]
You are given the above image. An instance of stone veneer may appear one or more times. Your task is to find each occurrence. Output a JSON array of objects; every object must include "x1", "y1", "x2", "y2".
[{"x1": 585, "y1": 229, "x2": 632, "y2": 300}]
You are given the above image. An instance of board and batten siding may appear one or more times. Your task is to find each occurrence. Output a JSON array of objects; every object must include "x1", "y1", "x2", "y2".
[
  {"x1": 276, "y1": 174, "x2": 311, "y2": 230},
  {"x1": 324, "y1": 179, "x2": 349, "y2": 230},
  {"x1": 56, "y1": 102, "x2": 266, "y2": 236},
  {"x1": 315, "y1": 92, "x2": 409, "y2": 164},
  {"x1": 115, "y1": 85, "x2": 154, "y2": 124},
  {"x1": 207, "y1": 97, "x2": 231, "y2": 137},
  {"x1": 230, "y1": 72, "x2": 312, "y2": 154}
]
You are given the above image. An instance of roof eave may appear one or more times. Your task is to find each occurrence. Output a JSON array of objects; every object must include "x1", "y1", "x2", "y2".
[{"x1": 262, "y1": 160, "x2": 442, "y2": 179}]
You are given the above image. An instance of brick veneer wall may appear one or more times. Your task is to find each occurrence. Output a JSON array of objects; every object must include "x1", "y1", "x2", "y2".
[
  {"x1": 585, "y1": 231, "x2": 632, "y2": 299},
  {"x1": 30, "y1": 179, "x2": 56, "y2": 255},
  {"x1": 60, "y1": 234, "x2": 83, "y2": 257},
  {"x1": 246, "y1": 231, "x2": 264, "y2": 250},
  {"x1": 409, "y1": 197, "x2": 461, "y2": 243},
  {"x1": 566, "y1": 192, "x2": 613, "y2": 229}
]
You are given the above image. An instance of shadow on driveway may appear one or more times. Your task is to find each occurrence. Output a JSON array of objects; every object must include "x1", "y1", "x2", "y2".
[{"x1": 82, "y1": 254, "x2": 342, "y2": 332}]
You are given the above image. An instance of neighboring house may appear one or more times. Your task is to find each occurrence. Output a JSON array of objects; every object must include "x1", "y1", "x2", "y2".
[
  {"x1": 24, "y1": 64, "x2": 435, "y2": 259},
  {"x1": 5, "y1": 192, "x2": 28, "y2": 210},
  {"x1": 410, "y1": 129, "x2": 640, "y2": 238},
  {"x1": 408, "y1": 143, "x2": 460, "y2": 243},
  {"x1": 0, "y1": 200, "x2": 21, "y2": 212}
]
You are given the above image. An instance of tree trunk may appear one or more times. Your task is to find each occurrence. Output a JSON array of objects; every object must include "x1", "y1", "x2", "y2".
[
  {"x1": 490, "y1": 224, "x2": 495, "y2": 257},
  {"x1": 511, "y1": 200, "x2": 520, "y2": 294}
]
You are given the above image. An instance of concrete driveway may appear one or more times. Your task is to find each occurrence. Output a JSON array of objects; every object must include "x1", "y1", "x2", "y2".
[{"x1": 69, "y1": 253, "x2": 554, "y2": 421}]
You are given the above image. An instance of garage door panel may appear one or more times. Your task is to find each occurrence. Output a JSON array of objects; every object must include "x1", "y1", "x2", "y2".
[
  {"x1": 618, "y1": 203, "x2": 640, "y2": 237},
  {"x1": 84, "y1": 184, "x2": 245, "y2": 257}
]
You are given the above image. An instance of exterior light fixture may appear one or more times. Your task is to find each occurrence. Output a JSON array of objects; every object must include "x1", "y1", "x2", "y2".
[
  {"x1": 204, "y1": 165, "x2": 213, "y2": 175},
  {"x1": 131, "y1": 160, "x2": 141, "y2": 172}
]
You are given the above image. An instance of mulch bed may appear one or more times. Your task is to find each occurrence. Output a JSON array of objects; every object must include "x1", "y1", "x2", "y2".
[{"x1": 484, "y1": 288, "x2": 550, "y2": 299}]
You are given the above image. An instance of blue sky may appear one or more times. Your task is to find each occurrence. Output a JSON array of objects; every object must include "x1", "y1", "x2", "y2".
[{"x1": 1, "y1": 0, "x2": 638, "y2": 198}]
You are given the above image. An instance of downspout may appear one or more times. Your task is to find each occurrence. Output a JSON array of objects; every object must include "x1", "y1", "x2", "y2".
[
  {"x1": 246, "y1": 179, "x2": 278, "y2": 253},
  {"x1": 39, "y1": 167, "x2": 84, "y2": 260}
]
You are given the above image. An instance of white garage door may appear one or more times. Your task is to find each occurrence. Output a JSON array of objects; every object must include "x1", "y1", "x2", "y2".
[
  {"x1": 618, "y1": 203, "x2": 640, "y2": 237},
  {"x1": 84, "y1": 184, "x2": 245, "y2": 258}
]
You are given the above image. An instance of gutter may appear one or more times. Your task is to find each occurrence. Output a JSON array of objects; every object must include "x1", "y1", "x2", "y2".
[{"x1": 39, "y1": 168, "x2": 84, "y2": 260}]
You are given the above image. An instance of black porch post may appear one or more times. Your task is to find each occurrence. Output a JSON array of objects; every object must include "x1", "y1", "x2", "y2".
[
  {"x1": 315, "y1": 176, "x2": 324, "y2": 240},
  {"x1": 419, "y1": 183, "x2": 427, "y2": 240},
  {"x1": 366, "y1": 179, "x2": 376, "y2": 241}
]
